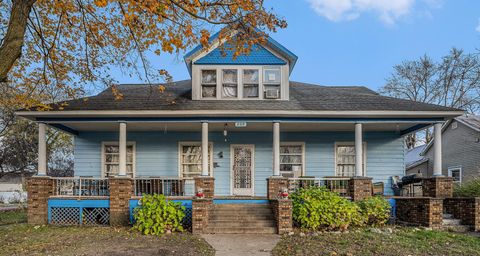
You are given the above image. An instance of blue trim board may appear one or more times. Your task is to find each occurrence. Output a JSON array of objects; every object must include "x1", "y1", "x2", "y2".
[
  {"x1": 47, "y1": 199, "x2": 109, "y2": 224},
  {"x1": 37, "y1": 117, "x2": 443, "y2": 124},
  {"x1": 400, "y1": 123, "x2": 432, "y2": 135},
  {"x1": 48, "y1": 123, "x2": 79, "y2": 135}
]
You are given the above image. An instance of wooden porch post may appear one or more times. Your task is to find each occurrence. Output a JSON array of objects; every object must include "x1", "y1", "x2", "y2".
[
  {"x1": 201, "y1": 122, "x2": 209, "y2": 176},
  {"x1": 433, "y1": 122, "x2": 443, "y2": 176},
  {"x1": 118, "y1": 122, "x2": 127, "y2": 176},
  {"x1": 38, "y1": 123, "x2": 47, "y2": 176},
  {"x1": 273, "y1": 122, "x2": 280, "y2": 176},
  {"x1": 355, "y1": 123, "x2": 363, "y2": 177}
]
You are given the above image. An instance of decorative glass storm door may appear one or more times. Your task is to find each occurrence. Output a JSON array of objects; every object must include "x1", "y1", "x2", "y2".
[{"x1": 231, "y1": 145, "x2": 254, "y2": 196}]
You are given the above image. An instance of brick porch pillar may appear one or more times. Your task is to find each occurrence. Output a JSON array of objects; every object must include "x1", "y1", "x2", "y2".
[
  {"x1": 396, "y1": 198, "x2": 443, "y2": 228},
  {"x1": 192, "y1": 198, "x2": 213, "y2": 234},
  {"x1": 422, "y1": 177, "x2": 454, "y2": 198},
  {"x1": 109, "y1": 177, "x2": 134, "y2": 226},
  {"x1": 348, "y1": 177, "x2": 373, "y2": 201},
  {"x1": 26, "y1": 176, "x2": 53, "y2": 225},
  {"x1": 272, "y1": 199, "x2": 293, "y2": 234},
  {"x1": 194, "y1": 176, "x2": 215, "y2": 199},
  {"x1": 267, "y1": 176, "x2": 289, "y2": 200}
]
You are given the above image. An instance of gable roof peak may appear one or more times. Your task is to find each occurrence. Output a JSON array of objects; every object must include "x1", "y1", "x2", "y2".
[{"x1": 183, "y1": 28, "x2": 297, "y2": 75}]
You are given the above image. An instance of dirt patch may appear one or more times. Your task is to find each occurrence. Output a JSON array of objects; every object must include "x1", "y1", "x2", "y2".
[{"x1": 0, "y1": 224, "x2": 214, "y2": 256}]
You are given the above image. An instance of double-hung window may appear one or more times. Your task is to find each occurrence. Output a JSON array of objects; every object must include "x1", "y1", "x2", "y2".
[
  {"x1": 335, "y1": 142, "x2": 366, "y2": 177},
  {"x1": 263, "y1": 68, "x2": 281, "y2": 99},
  {"x1": 201, "y1": 70, "x2": 217, "y2": 98},
  {"x1": 179, "y1": 142, "x2": 213, "y2": 178},
  {"x1": 102, "y1": 142, "x2": 135, "y2": 177},
  {"x1": 280, "y1": 143, "x2": 305, "y2": 177},
  {"x1": 243, "y1": 69, "x2": 259, "y2": 98},
  {"x1": 222, "y1": 69, "x2": 238, "y2": 98}
]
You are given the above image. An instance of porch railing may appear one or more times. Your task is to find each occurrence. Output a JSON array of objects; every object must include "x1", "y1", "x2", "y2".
[
  {"x1": 52, "y1": 177, "x2": 109, "y2": 197},
  {"x1": 134, "y1": 177, "x2": 194, "y2": 197},
  {"x1": 288, "y1": 177, "x2": 351, "y2": 197}
]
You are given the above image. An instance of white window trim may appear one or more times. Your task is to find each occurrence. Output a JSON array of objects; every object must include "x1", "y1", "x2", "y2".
[
  {"x1": 101, "y1": 141, "x2": 136, "y2": 178},
  {"x1": 178, "y1": 141, "x2": 214, "y2": 179},
  {"x1": 195, "y1": 65, "x2": 290, "y2": 100},
  {"x1": 448, "y1": 166, "x2": 462, "y2": 183},
  {"x1": 280, "y1": 142, "x2": 305, "y2": 177},
  {"x1": 334, "y1": 141, "x2": 367, "y2": 177}
]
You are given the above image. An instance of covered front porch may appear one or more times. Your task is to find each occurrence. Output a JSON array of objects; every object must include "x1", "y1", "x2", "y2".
[{"x1": 32, "y1": 116, "x2": 447, "y2": 198}]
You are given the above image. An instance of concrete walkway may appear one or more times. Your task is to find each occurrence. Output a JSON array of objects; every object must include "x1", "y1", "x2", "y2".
[{"x1": 201, "y1": 234, "x2": 280, "y2": 256}]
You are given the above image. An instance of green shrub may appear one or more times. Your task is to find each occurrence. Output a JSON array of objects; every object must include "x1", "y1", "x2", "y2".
[
  {"x1": 453, "y1": 179, "x2": 480, "y2": 197},
  {"x1": 290, "y1": 187, "x2": 364, "y2": 231},
  {"x1": 133, "y1": 194, "x2": 186, "y2": 235},
  {"x1": 357, "y1": 196, "x2": 391, "y2": 226}
]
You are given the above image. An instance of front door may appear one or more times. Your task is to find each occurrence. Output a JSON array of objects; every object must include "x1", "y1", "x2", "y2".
[{"x1": 231, "y1": 144, "x2": 254, "y2": 196}]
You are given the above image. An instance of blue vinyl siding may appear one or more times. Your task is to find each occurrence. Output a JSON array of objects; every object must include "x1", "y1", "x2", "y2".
[{"x1": 74, "y1": 131, "x2": 404, "y2": 196}]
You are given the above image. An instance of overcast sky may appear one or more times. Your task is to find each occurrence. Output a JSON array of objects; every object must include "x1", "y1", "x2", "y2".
[{"x1": 110, "y1": 0, "x2": 480, "y2": 91}]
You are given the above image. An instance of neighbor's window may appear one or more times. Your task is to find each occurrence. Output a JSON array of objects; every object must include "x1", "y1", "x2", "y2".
[
  {"x1": 103, "y1": 143, "x2": 135, "y2": 177},
  {"x1": 335, "y1": 143, "x2": 365, "y2": 177},
  {"x1": 448, "y1": 167, "x2": 462, "y2": 183},
  {"x1": 263, "y1": 68, "x2": 281, "y2": 99},
  {"x1": 201, "y1": 70, "x2": 217, "y2": 98},
  {"x1": 179, "y1": 142, "x2": 213, "y2": 178},
  {"x1": 222, "y1": 69, "x2": 238, "y2": 98},
  {"x1": 280, "y1": 143, "x2": 304, "y2": 178},
  {"x1": 243, "y1": 69, "x2": 259, "y2": 98}
]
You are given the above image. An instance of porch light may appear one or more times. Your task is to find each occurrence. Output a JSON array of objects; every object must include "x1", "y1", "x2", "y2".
[{"x1": 223, "y1": 123, "x2": 228, "y2": 142}]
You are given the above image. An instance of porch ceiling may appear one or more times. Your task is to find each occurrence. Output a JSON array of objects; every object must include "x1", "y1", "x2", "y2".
[{"x1": 48, "y1": 121, "x2": 426, "y2": 133}]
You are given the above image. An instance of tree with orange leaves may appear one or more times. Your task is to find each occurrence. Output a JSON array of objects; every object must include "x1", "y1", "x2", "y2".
[{"x1": 0, "y1": 0, "x2": 287, "y2": 109}]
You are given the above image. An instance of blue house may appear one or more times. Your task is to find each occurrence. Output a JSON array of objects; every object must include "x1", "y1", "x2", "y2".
[{"x1": 18, "y1": 30, "x2": 463, "y2": 232}]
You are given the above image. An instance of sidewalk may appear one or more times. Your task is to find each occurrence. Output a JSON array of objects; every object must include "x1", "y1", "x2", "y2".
[{"x1": 201, "y1": 234, "x2": 280, "y2": 256}]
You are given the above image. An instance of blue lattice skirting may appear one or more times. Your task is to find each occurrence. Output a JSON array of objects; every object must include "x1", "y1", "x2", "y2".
[{"x1": 48, "y1": 199, "x2": 110, "y2": 226}]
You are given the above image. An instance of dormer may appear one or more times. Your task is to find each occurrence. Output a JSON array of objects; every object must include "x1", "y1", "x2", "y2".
[{"x1": 184, "y1": 31, "x2": 297, "y2": 100}]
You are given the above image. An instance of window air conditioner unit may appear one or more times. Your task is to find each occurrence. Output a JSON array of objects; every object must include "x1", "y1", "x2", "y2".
[{"x1": 265, "y1": 89, "x2": 279, "y2": 99}]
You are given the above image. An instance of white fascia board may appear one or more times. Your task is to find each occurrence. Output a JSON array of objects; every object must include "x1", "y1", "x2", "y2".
[{"x1": 16, "y1": 110, "x2": 465, "y2": 120}]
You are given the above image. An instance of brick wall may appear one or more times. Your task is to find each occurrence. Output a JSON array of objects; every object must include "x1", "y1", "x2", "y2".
[
  {"x1": 444, "y1": 197, "x2": 480, "y2": 231},
  {"x1": 109, "y1": 177, "x2": 134, "y2": 226},
  {"x1": 422, "y1": 177, "x2": 453, "y2": 198},
  {"x1": 396, "y1": 197, "x2": 443, "y2": 228},
  {"x1": 26, "y1": 177, "x2": 53, "y2": 225},
  {"x1": 271, "y1": 199, "x2": 293, "y2": 234},
  {"x1": 267, "y1": 177, "x2": 289, "y2": 200},
  {"x1": 194, "y1": 177, "x2": 215, "y2": 199},
  {"x1": 348, "y1": 177, "x2": 372, "y2": 201},
  {"x1": 192, "y1": 199, "x2": 213, "y2": 234}
]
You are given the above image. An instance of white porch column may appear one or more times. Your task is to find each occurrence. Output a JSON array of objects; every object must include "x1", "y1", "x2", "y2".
[
  {"x1": 355, "y1": 123, "x2": 363, "y2": 177},
  {"x1": 118, "y1": 122, "x2": 127, "y2": 176},
  {"x1": 273, "y1": 122, "x2": 280, "y2": 176},
  {"x1": 38, "y1": 123, "x2": 47, "y2": 176},
  {"x1": 202, "y1": 122, "x2": 209, "y2": 176},
  {"x1": 433, "y1": 122, "x2": 443, "y2": 176}
]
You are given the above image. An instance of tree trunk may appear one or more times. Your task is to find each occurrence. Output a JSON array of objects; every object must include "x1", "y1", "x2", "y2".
[{"x1": 0, "y1": 0, "x2": 36, "y2": 82}]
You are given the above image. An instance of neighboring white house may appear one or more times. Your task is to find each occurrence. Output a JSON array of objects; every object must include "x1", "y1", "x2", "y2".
[{"x1": 0, "y1": 173, "x2": 28, "y2": 204}]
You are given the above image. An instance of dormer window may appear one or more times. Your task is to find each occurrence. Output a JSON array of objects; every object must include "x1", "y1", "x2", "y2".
[
  {"x1": 263, "y1": 67, "x2": 281, "y2": 99},
  {"x1": 201, "y1": 70, "x2": 217, "y2": 98},
  {"x1": 222, "y1": 69, "x2": 238, "y2": 98},
  {"x1": 243, "y1": 69, "x2": 259, "y2": 98}
]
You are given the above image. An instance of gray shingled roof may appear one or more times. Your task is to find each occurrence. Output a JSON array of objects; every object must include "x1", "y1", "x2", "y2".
[{"x1": 42, "y1": 80, "x2": 460, "y2": 112}]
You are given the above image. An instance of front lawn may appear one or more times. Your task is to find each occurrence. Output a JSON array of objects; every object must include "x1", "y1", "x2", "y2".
[
  {"x1": 273, "y1": 227, "x2": 480, "y2": 256},
  {"x1": 0, "y1": 209, "x2": 27, "y2": 225},
  {"x1": 0, "y1": 211, "x2": 214, "y2": 256}
]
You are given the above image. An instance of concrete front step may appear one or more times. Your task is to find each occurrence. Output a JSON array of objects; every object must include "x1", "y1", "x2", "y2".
[
  {"x1": 209, "y1": 214, "x2": 274, "y2": 221},
  {"x1": 205, "y1": 226, "x2": 277, "y2": 234},
  {"x1": 443, "y1": 218, "x2": 462, "y2": 226},
  {"x1": 209, "y1": 220, "x2": 276, "y2": 228},
  {"x1": 207, "y1": 203, "x2": 276, "y2": 234}
]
